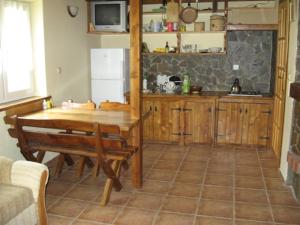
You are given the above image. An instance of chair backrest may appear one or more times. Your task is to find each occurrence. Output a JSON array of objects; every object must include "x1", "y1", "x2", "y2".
[
  {"x1": 99, "y1": 101, "x2": 130, "y2": 111},
  {"x1": 62, "y1": 100, "x2": 96, "y2": 110},
  {"x1": 15, "y1": 117, "x2": 104, "y2": 159}
]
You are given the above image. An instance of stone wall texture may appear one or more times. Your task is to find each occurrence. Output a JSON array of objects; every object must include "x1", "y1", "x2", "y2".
[{"x1": 143, "y1": 31, "x2": 277, "y2": 94}]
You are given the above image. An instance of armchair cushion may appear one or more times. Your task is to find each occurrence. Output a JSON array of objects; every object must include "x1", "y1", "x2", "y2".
[
  {"x1": 0, "y1": 184, "x2": 34, "y2": 225},
  {"x1": 0, "y1": 156, "x2": 13, "y2": 184}
]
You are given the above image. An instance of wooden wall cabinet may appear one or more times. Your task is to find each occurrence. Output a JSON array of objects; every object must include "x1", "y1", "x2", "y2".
[{"x1": 216, "y1": 100, "x2": 273, "y2": 146}]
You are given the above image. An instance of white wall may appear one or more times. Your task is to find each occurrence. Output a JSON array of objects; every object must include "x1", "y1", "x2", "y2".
[
  {"x1": 43, "y1": 0, "x2": 91, "y2": 106},
  {"x1": 280, "y1": 0, "x2": 299, "y2": 180}
]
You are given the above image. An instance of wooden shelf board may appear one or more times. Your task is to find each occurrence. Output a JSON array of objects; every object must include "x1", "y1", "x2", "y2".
[
  {"x1": 227, "y1": 24, "x2": 278, "y2": 31},
  {"x1": 143, "y1": 31, "x2": 225, "y2": 34},
  {"x1": 88, "y1": 31, "x2": 129, "y2": 35},
  {"x1": 143, "y1": 52, "x2": 226, "y2": 56}
]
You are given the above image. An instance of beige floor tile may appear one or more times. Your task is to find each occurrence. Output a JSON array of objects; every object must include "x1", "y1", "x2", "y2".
[
  {"x1": 114, "y1": 208, "x2": 155, "y2": 225},
  {"x1": 202, "y1": 185, "x2": 233, "y2": 201},
  {"x1": 174, "y1": 171, "x2": 204, "y2": 184},
  {"x1": 235, "y1": 188, "x2": 268, "y2": 204},
  {"x1": 79, "y1": 204, "x2": 121, "y2": 223},
  {"x1": 65, "y1": 185, "x2": 100, "y2": 201},
  {"x1": 46, "y1": 181, "x2": 75, "y2": 197},
  {"x1": 195, "y1": 216, "x2": 232, "y2": 225},
  {"x1": 235, "y1": 220, "x2": 273, "y2": 225},
  {"x1": 154, "y1": 212, "x2": 194, "y2": 225},
  {"x1": 262, "y1": 168, "x2": 281, "y2": 178},
  {"x1": 206, "y1": 163, "x2": 234, "y2": 175},
  {"x1": 72, "y1": 220, "x2": 104, "y2": 225},
  {"x1": 184, "y1": 153, "x2": 210, "y2": 162},
  {"x1": 235, "y1": 166, "x2": 262, "y2": 177},
  {"x1": 140, "y1": 180, "x2": 170, "y2": 194},
  {"x1": 54, "y1": 170, "x2": 86, "y2": 183},
  {"x1": 79, "y1": 174, "x2": 106, "y2": 187},
  {"x1": 272, "y1": 205, "x2": 300, "y2": 224},
  {"x1": 180, "y1": 161, "x2": 207, "y2": 172},
  {"x1": 159, "y1": 151, "x2": 185, "y2": 161},
  {"x1": 48, "y1": 215, "x2": 74, "y2": 225},
  {"x1": 127, "y1": 193, "x2": 163, "y2": 210},
  {"x1": 169, "y1": 182, "x2": 201, "y2": 198},
  {"x1": 197, "y1": 199, "x2": 233, "y2": 218},
  {"x1": 95, "y1": 191, "x2": 132, "y2": 206},
  {"x1": 161, "y1": 196, "x2": 198, "y2": 214},
  {"x1": 264, "y1": 178, "x2": 289, "y2": 191},
  {"x1": 268, "y1": 191, "x2": 300, "y2": 207},
  {"x1": 143, "y1": 159, "x2": 156, "y2": 168},
  {"x1": 146, "y1": 169, "x2": 176, "y2": 181},
  {"x1": 48, "y1": 199, "x2": 88, "y2": 217},
  {"x1": 144, "y1": 150, "x2": 163, "y2": 160},
  {"x1": 235, "y1": 176, "x2": 264, "y2": 189},
  {"x1": 235, "y1": 203, "x2": 272, "y2": 222},
  {"x1": 258, "y1": 150, "x2": 277, "y2": 160},
  {"x1": 260, "y1": 160, "x2": 279, "y2": 169},
  {"x1": 46, "y1": 195, "x2": 60, "y2": 209},
  {"x1": 205, "y1": 174, "x2": 233, "y2": 187},
  {"x1": 153, "y1": 160, "x2": 181, "y2": 171}
]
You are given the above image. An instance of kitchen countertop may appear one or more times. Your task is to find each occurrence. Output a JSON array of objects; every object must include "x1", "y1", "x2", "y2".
[{"x1": 140, "y1": 91, "x2": 273, "y2": 99}]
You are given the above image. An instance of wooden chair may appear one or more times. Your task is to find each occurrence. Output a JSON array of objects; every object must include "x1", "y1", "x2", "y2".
[
  {"x1": 15, "y1": 117, "x2": 138, "y2": 206},
  {"x1": 58, "y1": 100, "x2": 97, "y2": 177},
  {"x1": 99, "y1": 100, "x2": 130, "y2": 111},
  {"x1": 62, "y1": 99, "x2": 96, "y2": 110}
]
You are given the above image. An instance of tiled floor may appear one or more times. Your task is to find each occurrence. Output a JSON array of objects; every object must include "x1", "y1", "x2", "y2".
[{"x1": 45, "y1": 144, "x2": 300, "y2": 225}]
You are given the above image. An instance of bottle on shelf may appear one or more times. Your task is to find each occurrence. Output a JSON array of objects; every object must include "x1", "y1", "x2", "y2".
[{"x1": 165, "y1": 41, "x2": 169, "y2": 53}]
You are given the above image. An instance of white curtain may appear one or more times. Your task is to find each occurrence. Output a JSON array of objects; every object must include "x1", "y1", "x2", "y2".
[{"x1": 1, "y1": 0, "x2": 33, "y2": 98}]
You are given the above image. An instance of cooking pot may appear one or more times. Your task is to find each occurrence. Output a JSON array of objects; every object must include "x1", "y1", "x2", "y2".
[{"x1": 180, "y1": 0, "x2": 198, "y2": 24}]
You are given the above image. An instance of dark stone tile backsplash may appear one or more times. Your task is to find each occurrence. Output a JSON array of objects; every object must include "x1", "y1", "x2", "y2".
[{"x1": 143, "y1": 31, "x2": 277, "y2": 94}]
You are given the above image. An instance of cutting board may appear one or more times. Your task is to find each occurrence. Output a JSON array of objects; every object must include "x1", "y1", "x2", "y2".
[{"x1": 166, "y1": 0, "x2": 179, "y2": 22}]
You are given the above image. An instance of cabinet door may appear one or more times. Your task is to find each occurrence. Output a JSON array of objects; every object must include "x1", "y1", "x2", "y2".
[
  {"x1": 153, "y1": 100, "x2": 181, "y2": 142},
  {"x1": 184, "y1": 101, "x2": 214, "y2": 144},
  {"x1": 217, "y1": 102, "x2": 243, "y2": 144},
  {"x1": 242, "y1": 103, "x2": 272, "y2": 146},
  {"x1": 143, "y1": 100, "x2": 154, "y2": 140}
]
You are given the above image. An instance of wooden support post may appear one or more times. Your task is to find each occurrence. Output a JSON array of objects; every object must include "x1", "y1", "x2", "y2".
[{"x1": 130, "y1": 0, "x2": 143, "y2": 188}]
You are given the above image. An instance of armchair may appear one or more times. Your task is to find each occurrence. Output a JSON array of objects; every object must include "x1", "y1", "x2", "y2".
[{"x1": 0, "y1": 156, "x2": 49, "y2": 225}]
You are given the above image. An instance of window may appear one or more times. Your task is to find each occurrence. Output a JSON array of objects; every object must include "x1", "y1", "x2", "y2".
[{"x1": 0, "y1": 1, "x2": 34, "y2": 103}]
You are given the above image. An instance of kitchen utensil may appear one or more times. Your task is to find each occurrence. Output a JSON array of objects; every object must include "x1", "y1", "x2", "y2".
[
  {"x1": 190, "y1": 85, "x2": 202, "y2": 94},
  {"x1": 166, "y1": 0, "x2": 179, "y2": 22},
  {"x1": 230, "y1": 78, "x2": 242, "y2": 94},
  {"x1": 194, "y1": 22, "x2": 205, "y2": 32},
  {"x1": 208, "y1": 47, "x2": 222, "y2": 53},
  {"x1": 180, "y1": 0, "x2": 198, "y2": 24},
  {"x1": 210, "y1": 15, "x2": 225, "y2": 31},
  {"x1": 165, "y1": 81, "x2": 176, "y2": 93},
  {"x1": 169, "y1": 75, "x2": 181, "y2": 85}
]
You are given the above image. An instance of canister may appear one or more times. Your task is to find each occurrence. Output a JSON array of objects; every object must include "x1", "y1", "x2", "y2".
[
  {"x1": 210, "y1": 15, "x2": 225, "y2": 31},
  {"x1": 194, "y1": 22, "x2": 205, "y2": 32}
]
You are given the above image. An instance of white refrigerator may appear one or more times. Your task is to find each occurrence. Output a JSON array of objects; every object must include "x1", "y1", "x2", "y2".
[{"x1": 91, "y1": 48, "x2": 130, "y2": 104}]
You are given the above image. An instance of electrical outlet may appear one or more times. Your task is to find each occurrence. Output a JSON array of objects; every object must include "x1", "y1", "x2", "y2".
[{"x1": 233, "y1": 64, "x2": 239, "y2": 70}]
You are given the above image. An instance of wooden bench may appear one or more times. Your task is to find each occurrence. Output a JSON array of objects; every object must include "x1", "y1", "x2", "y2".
[{"x1": 15, "y1": 117, "x2": 138, "y2": 205}]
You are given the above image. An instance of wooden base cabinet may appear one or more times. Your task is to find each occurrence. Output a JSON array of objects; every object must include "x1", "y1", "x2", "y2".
[
  {"x1": 183, "y1": 99, "x2": 215, "y2": 145},
  {"x1": 143, "y1": 99, "x2": 181, "y2": 143},
  {"x1": 216, "y1": 100, "x2": 273, "y2": 146}
]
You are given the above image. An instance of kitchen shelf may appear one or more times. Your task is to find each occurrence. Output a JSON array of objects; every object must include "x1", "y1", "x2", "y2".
[
  {"x1": 143, "y1": 31, "x2": 225, "y2": 34},
  {"x1": 142, "y1": 52, "x2": 226, "y2": 56},
  {"x1": 227, "y1": 24, "x2": 278, "y2": 31},
  {"x1": 88, "y1": 31, "x2": 129, "y2": 35},
  {"x1": 143, "y1": 9, "x2": 225, "y2": 15}
]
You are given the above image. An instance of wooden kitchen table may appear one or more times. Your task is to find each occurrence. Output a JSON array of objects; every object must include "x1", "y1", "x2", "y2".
[{"x1": 18, "y1": 106, "x2": 143, "y2": 188}]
